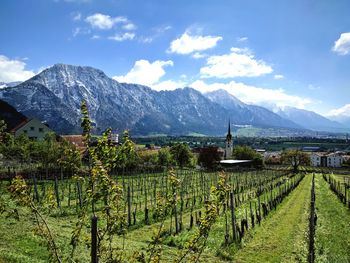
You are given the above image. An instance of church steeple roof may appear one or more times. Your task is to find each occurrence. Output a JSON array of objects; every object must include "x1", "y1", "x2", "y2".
[{"x1": 226, "y1": 119, "x2": 232, "y2": 141}]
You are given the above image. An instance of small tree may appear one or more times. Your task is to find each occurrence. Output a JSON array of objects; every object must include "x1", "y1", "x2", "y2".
[
  {"x1": 139, "y1": 150, "x2": 158, "y2": 166},
  {"x1": 281, "y1": 149, "x2": 310, "y2": 173},
  {"x1": 170, "y1": 143, "x2": 193, "y2": 168},
  {"x1": 58, "y1": 140, "x2": 82, "y2": 174},
  {"x1": 232, "y1": 145, "x2": 263, "y2": 168},
  {"x1": 198, "y1": 146, "x2": 221, "y2": 170},
  {"x1": 157, "y1": 147, "x2": 173, "y2": 167},
  {"x1": 0, "y1": 119, "x2": 8, "y2": 143}
]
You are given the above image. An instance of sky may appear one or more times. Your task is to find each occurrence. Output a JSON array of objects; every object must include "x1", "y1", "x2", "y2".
[{"x1": 0, "y1": 0, "x2": 350, "y2": 119}]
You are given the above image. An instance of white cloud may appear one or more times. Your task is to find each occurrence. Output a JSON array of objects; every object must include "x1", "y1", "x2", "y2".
[
  {"x1": 72, "y1": 27, "x2": 90, "y2": 37},
  {"x1": 72, "y1": 12, "x2": 82, "y2": 21},
  {"x1": 139, "y1": 36, "x2": 154, "y2": 43},
  {"x1": 152, "y1": 80, "x2": 186, "y2": 91},
  {"x1": 274, "y1": 74, "x2": 284, "y2": 79},
  {"x1": 327, "y1": 104, "x2": 350, "y2": 118},
  {"x1": 200, "y1": 47, "x2": 273, "y2": 78},
  {"x1": 113, "y1": 59, "x2": 174, "y2": 87},
  {"x1": 192, "y1": 52, "x2": 207, "y2": 59},
  {"x1": 0, "y1": 55, "x2": 35, "y2": 82},
  {"x1": 307, "y1": 84, "x2": 320, "y2": 90},
  {"x1": 108, "y1": 32, "x2": 135, "y2": 42},
  {"x1": 85, "y1": 13, "x2": 128, "y2": 30},
  {"x1": 122, "y1": 23, "x2": 136, "y2": 30},
  {"x1": 332, "y1": 32, "x2": 350, "y2": 55},
  {"x1": 237, "y1": 36, "x2": 248, "y2": 42},
  {"x1": 139, "y1": 25, "x2": 172, "y2": 44},
  {"x1": 73, "y1": 27, "x2": 81, "y2": 37},
  {"x1": 91, "y1": 35, "x2": 100, "y2": 40},
  {"x1": 168, "y1": 32, "x2": 222, "y2": 55},
  {"x1": 190, "y1": 80, "x2": 311, "y2": 109},
  {"x1": 156, "y1": 25, "x2": 172, "y2": 33}
]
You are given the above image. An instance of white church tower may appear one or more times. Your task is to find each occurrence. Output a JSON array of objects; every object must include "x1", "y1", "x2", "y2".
[{"x1": 225, "y1": 120, "x2": 233, "y2": 159}]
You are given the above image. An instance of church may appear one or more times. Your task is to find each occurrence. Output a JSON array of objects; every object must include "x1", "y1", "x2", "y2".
[{"x1": 224, "y1": 120, "x2": 233, "y2": 159}]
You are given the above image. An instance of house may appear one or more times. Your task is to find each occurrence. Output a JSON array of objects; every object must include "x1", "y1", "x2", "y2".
[
  {"x1": 108, "y1": 133, "x2": 119, "y2": 145},
  {"x1": 11, "y1": 118, "x2": 53, "y2": 140},
  {"x1": 61, "y1": 135, "x2": 86, "y2": 153},
  {"x1": 326, "y1": 152, "x2": 343, "y2": 168},
  {"x1": 311, "y1": 152, "x2": 343, "y2": 168}
]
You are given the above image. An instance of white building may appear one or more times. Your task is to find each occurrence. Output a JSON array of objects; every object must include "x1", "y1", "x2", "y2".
[
  {"x1": 327, "y1": 152, "x2": 343, "y2": 167},
  {"x1": 311, "y1": 152, "x2": 343, "y2": 168},
  {"x1": 11, "y1": 118, "x2": 53, "y2": 140},
  {"x1": 108, "y1": 133, "x2": 119, "y2": 144}
]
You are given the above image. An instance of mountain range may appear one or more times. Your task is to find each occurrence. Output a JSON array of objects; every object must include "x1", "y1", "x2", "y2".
[
  {"x1": 0, "y1": 64, "x2": 347, "y2": 136},
  {"x1": 275, "y1": 106, "x2": 347, "y2": 133}
]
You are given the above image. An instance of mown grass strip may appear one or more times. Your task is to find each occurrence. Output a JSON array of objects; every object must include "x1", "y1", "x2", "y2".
[
  {"x1": 233, "y1": 174, "x2": 311, "y2": 263},
  {"x1": 315, "y1": 174, "x2": 350, "y2": 263}
]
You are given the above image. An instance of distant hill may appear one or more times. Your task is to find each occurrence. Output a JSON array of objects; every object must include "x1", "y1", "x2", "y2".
[
  {"x1": 0, "y1": 99, "x2": 27, "y2": 131},
  {"x1": 276, "y1": 106, "x2": 348, "y2": 133},
  {"x1": 204, "y1": 89, "x2": 302, "y2": 129}
]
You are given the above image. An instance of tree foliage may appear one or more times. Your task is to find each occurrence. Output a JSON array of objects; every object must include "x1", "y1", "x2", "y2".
[
  {"x1": 157, "y1": 147, "x2": 173, "y2": 167},
  {"x1": 198, "y1": 146, "x2": 221, "y2": 170},
  {"x1": 281, "y1": 149, "x2": 310, "y2": 173},
  {"x1": 232, "y1": 145, "x2": 263, "y2": 168},
  {"x1": 170, "y1": 143, "x2": 193, "y2": 168}
]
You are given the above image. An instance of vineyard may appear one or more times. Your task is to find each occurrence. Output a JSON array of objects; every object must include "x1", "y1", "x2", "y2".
[{"x1": 0, "y1": 168, "x2": 349, "y2": 262}]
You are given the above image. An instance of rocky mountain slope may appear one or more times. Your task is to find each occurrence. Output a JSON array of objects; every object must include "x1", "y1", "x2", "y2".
[{"x1": 0, "y1": 64, "x2": 305, "y2": 135}]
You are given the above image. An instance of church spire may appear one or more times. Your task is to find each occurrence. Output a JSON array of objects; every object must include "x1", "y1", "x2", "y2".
[
  {"x1": 228, "y1": 119, "x2": 231, "y2": 136},
  {"x1": 225, "y1": 118, "x2": 233, "y2": 159},
  {"x1": 226, "y1": 119, "x2": 232, "y2": 141}
]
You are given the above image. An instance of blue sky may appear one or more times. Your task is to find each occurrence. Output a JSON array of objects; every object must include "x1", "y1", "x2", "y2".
[{"x1": 1, "y1": 0, "x2": 350, "y2": 119}]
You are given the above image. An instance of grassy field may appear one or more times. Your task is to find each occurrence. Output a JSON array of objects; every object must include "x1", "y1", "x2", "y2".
[
  {"x1": 233, "y1": 174, "x2": 310, "y2": 262},
  {"x1": 314, "y1": 174, "x2": 350, "y2": 263}
]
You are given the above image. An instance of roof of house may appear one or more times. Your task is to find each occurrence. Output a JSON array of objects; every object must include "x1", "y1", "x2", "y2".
[
  {"x1": 10, "y1": 118, "x2": 31, "y2": 133},
  {"x1": 311, "y1": 152, "x2": 342, "y2": 157},
  {"x1": 220, "y1": 160, "x2": 252, "y2": 164},
  {"x1": 61, "y1": 135, "x2": 86, "y2": 147},
  {"x1": 10, "y1": 118, "x2": 52, "y2": 133},
  {"x1": 61, "y1": 135, "x2": 87, "y2": 153}
]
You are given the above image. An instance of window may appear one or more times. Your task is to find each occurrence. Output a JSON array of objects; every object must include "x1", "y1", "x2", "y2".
[
  {"x1": 23, "y1": 130, "x2": 27, "y2": 133},
  {"x1": 39, "y1": 128, "x2": 44, "y2": 132},
  {"x1": 30, "y1": 126, "x2": 34, "y2": 131}
]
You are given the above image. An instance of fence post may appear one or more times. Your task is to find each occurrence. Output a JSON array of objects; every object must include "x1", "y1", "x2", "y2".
[
  {"x1": 230, "y1": 192, "x2": 238, "y2": 243},
  {"x1": 127, "y1": 186, "x2": 131, "y2": 227},
  {"x1": 91, "y1": 215, "x2": 98, "y2": 263}
]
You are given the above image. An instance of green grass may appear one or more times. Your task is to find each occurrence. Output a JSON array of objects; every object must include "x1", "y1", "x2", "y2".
[
  {"x1": 233, "y1": 174, "x2": 311, "y2": 263},
  {"x1": 314, "y1": 174, "x2": 350, "y2": 263}
]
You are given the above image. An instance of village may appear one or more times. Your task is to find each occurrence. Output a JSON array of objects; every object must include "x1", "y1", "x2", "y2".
[{"x1": 4, "y1": 116, "x2": 350, "y2": 171}]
